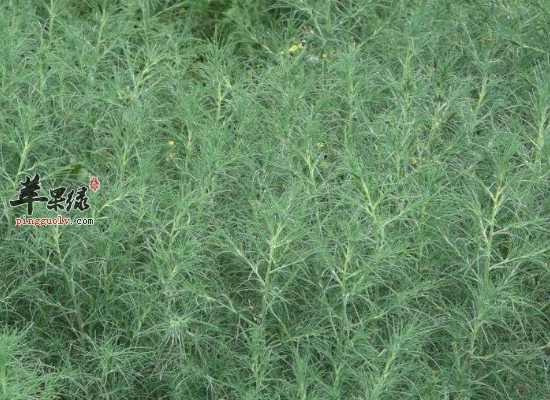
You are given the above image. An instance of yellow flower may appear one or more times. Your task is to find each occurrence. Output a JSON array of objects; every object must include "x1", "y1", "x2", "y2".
[
  {"x1": 321, "y1": 53, "x2": 328, "y2": 59},
  {"x1": 167, "y1": 139, "x2": 176, "y2": 147},
  {"x1": 288, "y1": 43, "x2": 303, "y2": 54},
  {"x1": 316, "y1": 141, "x2": 326, "y2": 149}
]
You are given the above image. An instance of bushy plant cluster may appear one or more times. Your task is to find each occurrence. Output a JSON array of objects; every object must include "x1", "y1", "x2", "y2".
[{"x1": 1, "y1": 0, "x2": 550, "y2": 398}]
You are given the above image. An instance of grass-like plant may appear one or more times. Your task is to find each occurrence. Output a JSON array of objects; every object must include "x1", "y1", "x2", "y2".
[{"x1": 1, "y1": 0, "x2": 550, "y2": 399}]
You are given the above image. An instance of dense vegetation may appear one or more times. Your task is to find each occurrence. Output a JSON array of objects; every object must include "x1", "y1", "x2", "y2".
[{"x1": 1, "y1": 0, "x2": 550, "y2": 398}]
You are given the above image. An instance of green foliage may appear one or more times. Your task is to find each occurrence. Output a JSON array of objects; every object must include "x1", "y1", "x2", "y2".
[{"x1": 1, "y1": 0, "x2": 550, "y2": 398}]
